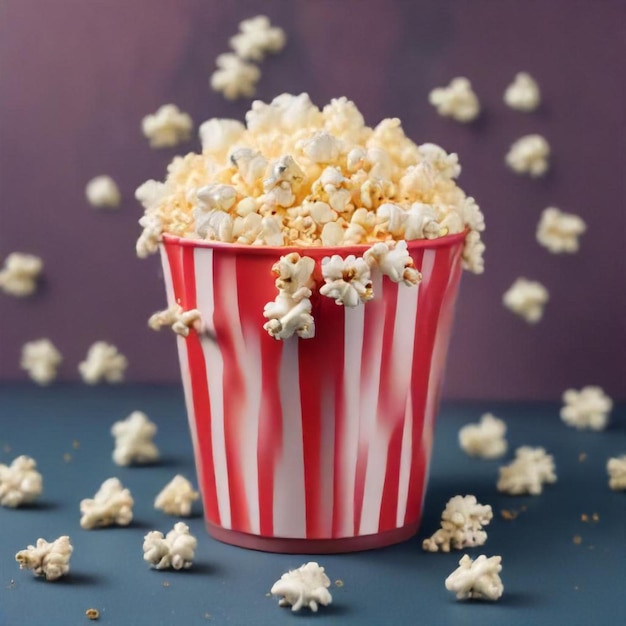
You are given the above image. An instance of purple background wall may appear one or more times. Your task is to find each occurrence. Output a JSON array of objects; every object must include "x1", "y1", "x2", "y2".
[{"x1": 0, "y1": 0, "x2": 624, "y2": 400}]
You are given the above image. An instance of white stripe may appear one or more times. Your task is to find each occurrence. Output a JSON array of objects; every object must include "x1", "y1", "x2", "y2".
[
  {"x1": 396, "y1": 392, "x2": 413, "y2": 526},
  {"x1": 319, "y1": 380, "x2": 335, "y2": 538}
]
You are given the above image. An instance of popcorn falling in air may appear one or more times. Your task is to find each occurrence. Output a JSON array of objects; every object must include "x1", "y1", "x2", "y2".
[
  {"x1": 497, "y1": 447, "x2": 556, "y2": 495},
  {"x1": 154, "y1": 475, "x2": 199, "y2": 516},
  {"x1": 536, "y1": 207, "x2": 586, "y2": 254},
  {"x1": 319, "y1": 254, "x2": 373, "y2": 307},
  {"x1": 16, "y1": 536, "x2": 73, "y2": 581},
  {"x1": 560, "y1": 386, "x2": 613, "y2": 431},
  {"x1": 0, "y1": 253, "x2": 43, "y2": 297},
  {"x1": 111, "y1": 411, "x2": 159, "y2": 466},
  {"x1": 143, "y1": 522, "x2": 197, "y2": 570},
  {"x1": 271, "y1": 562, "x2": 333, "y2": 612},
  {"x1": 422, "y1": 495, "x2": 493, "y2": 552},
  {"x1": 506, "y1": 134, "x2": 550, "y2": 177},
  {"x1": 85, "y1": 175, "x2": 121, "y2": 209},
  {"x1": 607, "y1": 456, "x2": 626, "y2": 491},
  {"x1": 0, "y1": 455, "x2": 43, "y2": 508},
  {"x1": 20, "y1": 339, "x2": 62, "y2": 385},
  {"x1": 142, "y1": 104, "x2": 193, "y2": 149},
  {"x1": 78, "y1": 342, "x2": 128, "y2": 384},
  {"x1": 210, "y1": 53, "x2": 261, "y2": 100},
  {"x1": 504, "y1": 72, "x2": 541, "y2": 112},
  {"x1": 445, "y1": 555, "x2": 503, "y2": 601},
  {"x1": 80, "y1": 478, "x2": 134, "y2": 529},
  {"x1": 459, "y1": 413, "x2": 508, "y2": 459},
  {"x1": 230, "y1": 15, "x2": 286, "y2": 61},
  {"x1": 148, "y1": 304, "x2": 202, "y2": 337},
  {"x1": 429, "y1": 78, "x2": 480, "y2": 123},
  {"x1": 502, "y1": 277, "x2": 549, "y2": 323}
]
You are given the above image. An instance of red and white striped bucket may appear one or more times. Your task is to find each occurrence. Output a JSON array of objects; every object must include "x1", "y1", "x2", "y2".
[{"x1": 160, "y1": 232, "x2": 465, "y2": 553}]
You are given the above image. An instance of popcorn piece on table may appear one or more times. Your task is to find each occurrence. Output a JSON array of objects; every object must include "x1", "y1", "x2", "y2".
[
  {"x1": 78, "y1": 342, "x2": 128, "y2": 384},
  {"x1": 154, "y1": 475, "x2": 199, "y2": 516},
  {"x1": 429, "y1": 78, "x2": 480, "y2": 123},
  {"x1": 148, "y1": 304, "x2": 202, "y2": 337},
  {"x1": 85, "y1": 175, "x2": 121, "y2": 209},
  {"x1": 0, "y1": 455, "x2": 43, "y2": 507},
  {"x1": 504, "y1": 72, "x2": 541, "y2": 112},
  {"x1": 143, "y1": 522, "x2": 197, "y2": 570},
  {"x1": 16, "y1": 536, "x2": 73, "y2": 581},
  {"x1": 445, "y1": 554, "x2": 503, "y2": 601},
  {"x1": 560, "y1": 386, "x2": 613, "y2": 431},
  {"x1": 422, "y1": 495, "x2": 493, "y2": 552},
  {"x1": 20, "y1": 339, "x2": 62, "y2": 385},
  {"x1": 506, "y1": 134, "x2": 550, "y2": 177},
  {"x1": 363, "y1": 241, "x2": 422, "y2": 286},
  {"x1": 607, "y1": 456, "x2": 626, "y2": 491},
  {"x1": 210, "y1": 53, "x2": 260, "y2": 101},
  {"x1": 502, "y1": 277, "x2": 549, "y2": 323},
  {"x1": 80, "y1": 478, "x2": 134, "y2": 529},
  {"x1": 111, "y1": 411, "x2": 159, "y2": 466},
  {"x1": 459, "y1": 413, "x2": 507, "y2": 459},
  {"x1": 142, "y1": 104, "x2": 193, "y2": 148},
  {"x1": 229, "y1": 15, "x2": 286, "y2": 61},
  {"x1": 537, "y1": 207, "x2": 586, "y2": 254},
  {"x1": 497, "y1": 447, "x2": 556, "y2": 495},
  {"x1": 270, "y1": 562, "x2": 333, "y2": 613},
  {"x1": 0, "y1": 253, "x2": 43, "y2": 297},
  {"x1": 319, "y1": 254, "x2": 373, "y2": 307}
]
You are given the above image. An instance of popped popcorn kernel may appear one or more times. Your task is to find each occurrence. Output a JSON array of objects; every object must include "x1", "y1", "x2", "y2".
[
  {"x1": 0, "y1": 253, "x2": 43, "y2": 297},
  {"x1": 142, "y1": 104, "x2": 193, "y2": 149},
  {"x1": 148, "y1": 305, "x2": 202, "y2": 337},
  {"x1": 271, "y1": 562, "x2": 332, "y2": 612},
  {"x1": 497, "y1": 446, "x2": 556, "y2": 495},
  {"x1": 80, "y1": 478, "x2": 134, "y2": 529},
  {"x1": 210, "y1": 53, "x2": 260, "y2": 100},
  {"x1": 111, "y1": 411, "x2": 159, "y2": 466},
  {"x1": 504, "y1": 72, "x2": 541, "y2": 112},
  {"x1": 506, "y1": 134, "x2": 550, "y2": 177},
  {"x1": 0, "y1": 455, "x2": 43, "y2": 508},
  {"x1": 429, "y1": 78, "x2": 480, "y2": 123},
  {"x1": 143, "y1": 522, "x2": 197, "y2": 570},
  {"x1": 85, "y1": 175, "x2": 121, "y2": 209},
  {"x1": 16, "y1": 536, "x2": 73, "y2": 581},
  {"x1": 230, "y1": 15, "x2": 286, "y2": 62},
  {"x1": 561, "y1": 386, "x2": 613, "y2": 431},
  {"x1": 607, "y1": 456, "x2": 626, "y2": 491},
  {"x1": 459, "y1": 413, "x2": 507, "y2": 459},
  {"x1": 502, "y1": 277, "x2": 549, "y2": 323},
  {"x1": 78, "y1": 342, "x2": 128, "y2": 384},
  {"x1": 154, "y1": 475, "x2": 199, "y2": 517},
  {"x1": 363, "y1": 241, "x2": 422, "y2": 286},
  {"x1": 20, "y1": 339, "x2": 62, "y2": 385},
  {"x1": 320, "y1": 254, "x2": 373, "y2": 307},
  {"x1": 537, "y1": 207, "x2": 586, "y2": 254},
  {"x1": 445, "y1": 554, "x2": 503, "y2": 601}
]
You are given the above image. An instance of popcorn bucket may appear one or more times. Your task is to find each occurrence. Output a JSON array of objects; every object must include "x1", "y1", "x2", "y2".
[{"x1": 160, "y1": 232, "x2": 466, "y2": 553}]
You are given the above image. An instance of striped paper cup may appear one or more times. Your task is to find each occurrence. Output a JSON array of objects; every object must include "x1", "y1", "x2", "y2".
[{"x1": 160, "y1": 231, "x2": 466, "y2": 553}]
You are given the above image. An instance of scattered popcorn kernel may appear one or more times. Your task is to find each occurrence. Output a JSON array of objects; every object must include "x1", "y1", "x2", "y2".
[
  {"x1": 143, "y1": 522, "x2": 197, "y2": 570},
  {"x1": 271, "y1": 562, "x2": 332, "y2": 612},
  {"x1": 154, "y1": 475, "x2": 199, "y2": 516},
  {"x1": 319, "y1": 255, "x2": 373, "y2": 307},
  {"x1": 0, "y1": 253, "x2": 43, "y2": 297},
  {"x1": 506, "y1": 134, "x2": 550, "y2": 177},
  {"x1": 229, "y1": 15, "x2": 286, "y2": 61},
  {"x1": 85, "y1": 608, "x2": 100, "y2": 620},
  {"x1": 537, "y1": 207, "x2": 586, "y2": 254},
  {"x1": 210, "y1": 53, "x2": 260, "y2": 100},
  {"x1": 148, "y1": 305, "x2": 202, "y2": 337},
  {"x1": 142, "y1": 104, "x2": 193, "y2": 148},
  {"x1": 445, "y1": 554, "x2": 503, "y2": 601},
  {"x1": 78, "y1": 342, "x2": 128, "y2": 384},
  {"x1": 607, "y1": 456, "x2": 626, "y2": 491},
  {"x1": 16, "y1": 536, "x2": 73, "y2": 581},
  {"x1": 504, "y1": 72, "x2": 541, "y2": 112},
  {"x1": 561, "y1": 386, "x2": 613, "y2": 431},
  {"x1": 80, "y1": 477, "x2": 134, "y2": 529},
  {"x1": 0, "y1": 455, "x2": 43, "y2": 508},
  {"x1": 85, "y1": 175, "x2": 121, "y2": 209},
  {"x1": 429, "y1": 78, "x2": 480, "y2": 123},
  {"x1": 502, "y1": 277, "x2": 549, "y2": 323},
  {"x1": 497, "y1": 447, "x2": 556, "y2": 495},
  {"x1": 20, "y1": 339, "x2": 62, "y2": 385},
  {"x1": 363, "y1": 241, "x2": 422, "y2": 286},
  {"x1": 459, "y1": 413, "x2": 507, "y2": 459},
  {"x1": 111, "y1": 411, "x2": 159, "y2": 466}
]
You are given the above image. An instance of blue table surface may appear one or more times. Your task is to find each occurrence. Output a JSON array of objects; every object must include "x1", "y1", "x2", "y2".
[{"x1": 0, "y1": 383, "x2": 624, "y2": 626}]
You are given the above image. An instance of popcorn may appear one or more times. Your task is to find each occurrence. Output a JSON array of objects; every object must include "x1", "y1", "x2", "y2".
[
  {"x1": 229, "y1": 15, "x2": 286, "y2": 61},
  {"x1": 422, "y1": 495, "x2": 493, "y2": 552},
  {"x1": 136, "y1": 213, "x2": 164, "y2": 258},
  {"x1": 16, "y1": 536, "x2": 73, "y2": 581},
  {"x1": 0, "y1": 252, "x2": 43, "y2": 297},
  {"x1": 320, "y1": 254, "x2": 373, "y2": 307},
  {"x1": 85, "y1": 175, "x2": 121, "y2": 209},
  {"x1": 143, "y1": 522, "x2": 197, "y2": 570},
  {"x1": 497, "y1": 447, "x2": 556, "y2": 495},
  {"x1": 418, "y1": 143, "x2": 461, "y2": 179},
  {"x1": 20, "y1": 339, "x2": 62, "y2": 385},
  {"x1": 506, "y1": 134, "x2": 550, "y2": 177},
  {"x1": 80, "y1": 478, "x2": 134, "y2": 529},
  {"x1": 154, "y1": 475, "x2": 199, "y2": 516},
  {"x1": 148, "y1": 304, "x2": 202, "y2": 337},
  {"x1": 536, "y1": 207, "x2": 586, "y2": 254},
  {"x1": 142, "y1": 104, "x2": 193, "y2": 148},
  {"x1": 459, "y1": 413, "x2": 507, "y2": 459},
  {"x1": 429, "y1": 78, "x2": 480, "y2": 123},
  {"x1": 200, "y1": 118, "x2": 246, "y2": 157},
  {"x1": 502, "y1": 277, "x2": 549, "y2": 323},
  {"x1": 0, "y1": 455, "x2": 43, "y2": 508},
  {"x1": 445, "y1": 555, "x2": 503, "y2": 601},
  {"x1": 210, "y1": 53, "x2": 261, "y2": 100},
  {"x1": 607, "y1": 456, "x2": 626, "y2": 491},
  {"x1": 111, "y1": 411, "x2": 160, "y2": 466},
  {"x1": 560, "y1": 386, "x2": 613, "y2": 431},
  {"x1": 504, "y1": 72, "x2": 541, "y2": 112},
  {"x1": 78, "y1": 342, "x2": 128, "y2": 384},
  {"x1": 461, "y1": 228, "x2": 486, "y2": 274},
  {"x1": 270, "y1": 562, "x2": 333, "y2": 612},
  {"x1": 363, "y1": 241, "x2": 422, "y2": 286}
]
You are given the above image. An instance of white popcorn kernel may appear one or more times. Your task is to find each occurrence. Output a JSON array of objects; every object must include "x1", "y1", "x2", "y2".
[
  {"x1": 445, "y1": 555, "x2": 503, "y2": 601},
  {"x1": 211, "y1": 53, "x2": 260, "y2": 101},
  {"x1": 143, "y1": 522, "x2": 197, "y2": 570},
  {"x1": 429, "y1": 77, "x2": 480, "y2": 123},
  {"x1": 194, "y1": 207, "x2": 234, "y2": 242},
  {"x1": 264, "y1": 155, "x2": 304, "y2": 207},
  {"x1": 78, "y1": 341, "x2": 128, "y2": 384},
  {"x1": 154, "y1": 475, "x2": 199, "y2": 516},
  {"x1": 20, "y1": 339, "x2": 62, "y2": 385},
  {"x1": 0, "y1": 455, "x2": 43, "y2": 508},
  {"x1": 16, "y1": 536, "x2": 73, "y2": 581},
  {"x1": 364, "y1": 240, "x2": 422, "y2": 286},
  {"x1": 136, "y1": 213, "x2": 163, "y2": 258},
  {"x1": 260, "y1": 215, "x2": 285, "y2": 246},
  {"x1": 321, "y1": 221, "x2": 344, "y2": 247},
  {"x1": 459, "y1": 414, "x2": 507, "y2": 459},
  {"x1": 234, "y1": 211, "x2": 263, "y2": 244},
  {"x1": 320, "y1": 255, "x2": 373, "y2": 307},
  {"x1": 302, "y1": 131, "x2": 341, "y2": 164},
  {"x1": 317, "y1": 166, "x2": 351, "y2": 213},
  {"x1": 230, "y1": 148, "x2": 268, "y2": 188},
  {"x1": 142, "y1": 104, "x2": 193, "y2": 148},
  {"x1": 497, "y1": 446, "x2": 556, "y2": 495},
  {"x1": 461, "y1": 197, "x2": 485, "y2": 233},
  {"x1": 235, "y1": 196, "x2": 258, "y2": 217},
  {"x1": 404, "y1": 203, "x2": 441, "y2": 241},
  {"x1": 199, "y1": 118, "x2": 246, "y2": 156},
  {"x1": 135, "y1": 180, "x2": 167, "y2": 212},
  {"x1": 377, "y1": 203, "x2": 407, "y2": 238},
  {"x1": 0, "y1": 252, "x2": 43, "y2": 297},
  {"x1": 307, "y1": 201, "x2": 335, "y2": 225},
  {"x1": 148, "y1": 304, "x2": 202, "y2": 337},
  {"x1": 85, "y1": 175, "x2": 121, "y2": 209},
  {"x1": 197, "y1": 183, "x2": 238, "y2": 212},
  {"x1": 80, "y1": 478, "x2": 134, "y2": 529},
  {"x1": 111, "y1": 411, "x2": 159, "y2": 466},
  {"x1": 422, "y1": 495, "x2": 493, "y2": 553},
  {"x1": 607, "y1": 456, "x2": 626, "y2": 491},
  {"x1": 271, "y1": 562, "x2": 332, "y2": 613},
  {"x1": 504, "y1": 72, "x2": 541, "y2": 112},
  {"x1": 536, "y1": 207, "x2": 586, "y2": 254},
  {"x1": 346, "y1": 147, "x2": 367, "y2": 172},
  {"x1": 506, "y1": 134, "x2": 550, "y2": 177},
  {"x1": 229, "y1": 15, "x2": 286, "y2": 61},
  {"x1": 502, "y1": 277, "x2": 548, "y2": 323},
  {"x1": 462, "y1": 229, "x2": 486, "y2": 274},
  {"x1": 560, "y1": 386, "x2": 613, "y2": 431},
  {"x1": 418, "y1": 143, "x2": 461, "y2": 179},
  {"x1": 322, "y1": 96, "x2": 367, "y2": 142}
]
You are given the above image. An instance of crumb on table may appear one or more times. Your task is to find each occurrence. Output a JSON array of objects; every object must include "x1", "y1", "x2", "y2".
[{"x1": 85, "y1": 608, "x2": 100, "y2": 620}]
